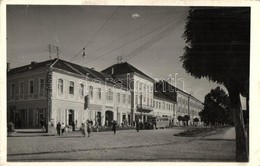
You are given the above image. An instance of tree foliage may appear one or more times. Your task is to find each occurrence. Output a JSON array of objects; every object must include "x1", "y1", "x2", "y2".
[
  {"x1": 183, "y1": 115, "x2": 190, "y2": 126},
  {"x1": 181, "y1": 7, "x2": 250, "y2": 161},
  {"x1": 199, "y1": 87, "x2": 232, "y2": 125}
]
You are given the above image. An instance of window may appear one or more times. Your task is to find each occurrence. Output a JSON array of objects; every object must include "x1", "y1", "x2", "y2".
[
  {"x1": 79, "y1": 84, "x2": 84, "y2": 99},
  {"x1": 29, "y1": 80, "x2": 34, "y2": 94},
  {"x1": 19, "y1": 82, "x2": 24, "y2": 99},
  {"x1": 153, "y1": 101, "x2": 155, "y2": 107},
  {"x1": 98, "y1": 88, "x2": 101, "y2": 99},
  {"x1": 122, "y1": 94, "x2": 126, "y2": 103},
  {"x1": 58, "y1": 79, "x2": 63, "y2": 94},
  {"x1": 147, "y1": 97, "x2": 149, "y2": 106},
  {"x1": 144, "y1": 84, "x2": 146, "y2": 92},
  {"x1": 117, "y1": 93, "x2": 120, "y2": 103},
  {"x1": 159, "y1": 102, "x2": 161, "y2": 109},
  {"x1": 11, "y1": 83, "x2": 15, "y2": 99},
  {"x1": 128, "y1": 95, "x2": 131, "y2": 104},
  {"x1": 156, "y1": 101, "x2": 158, "y2": 108},
  {"x1": 143, "y1": 96, "x2": 146, "y2": 103},
  {"x1": 139, "y1": 83, "x2": 142, "y2": 91},
  {"x1": 135, "y1": 95, "x2": 138, "y2": 104},
  {"x1": 69, "y1": 81, "x2": 74, "y2": 95},
  {"x1": 39, "y1": 78, "x2": 44, "y2": 97},
  {"x1": 89, "y1": 86, "x2": 93, "y2": 98},
  {"x1": 163, "y1": 102, "x2": 165, "y2": 110},
  {"x1": 136, "y1": 81, "x2": 139, "y2": 90},
  {"x1": 106, "y1": 89, "x2": 113, "y2": 101}
]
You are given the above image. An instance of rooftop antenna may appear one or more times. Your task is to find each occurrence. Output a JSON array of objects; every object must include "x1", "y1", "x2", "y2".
[
  {"x1": 48, "y1": 44, "x2": 60, "y2": 59},
  {"x1": 117, "y1": 55, "x2": 123, "y2": 64}
]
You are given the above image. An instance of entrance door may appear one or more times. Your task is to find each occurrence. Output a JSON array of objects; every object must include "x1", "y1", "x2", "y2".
[
  {"x1": 105, "y1": 111, "x2": 113, "y2": 126},
  {"x1": 68, "y1": 110, "x2": 74, "y2": 126},
  {"x1": 97, "y1": 112, "x2": 101, "y2": 126}
]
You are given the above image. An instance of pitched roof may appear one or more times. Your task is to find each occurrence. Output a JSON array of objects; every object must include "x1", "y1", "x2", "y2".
[
  {"x1": 7, "y1": 59, "x2": 57, "y2": 75},
  {"x1": 102, "y1": 62, "x2": 154, "y2": 81},
  {"x1": 155, "y1": 80, "x2": 203, "y2": 104},
  {"x1": 154, "y1": 81, "x2": 177, "y2": 103},
  {"x1": 8, "y1": 58, "x2": 118, "y2": 86}
]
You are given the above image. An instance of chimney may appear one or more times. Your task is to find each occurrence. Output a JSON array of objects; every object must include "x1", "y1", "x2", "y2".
[
  {"x1": 31, "y1": 61, "x2": 38, "y2": 65},
  {"x1": 91, "y1": 67, "x2": 95, "y2": 70},
  {"x1": 7, "y1": 63, "x2": 10, "y2": 72},
  {"x1": 111, "y1": 67, "x2": 114, "y2": 75}
]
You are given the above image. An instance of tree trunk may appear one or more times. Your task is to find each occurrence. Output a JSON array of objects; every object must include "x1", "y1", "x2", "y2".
[{"x1": 228, "y1": 88, "x2": 248, "y2": 162}]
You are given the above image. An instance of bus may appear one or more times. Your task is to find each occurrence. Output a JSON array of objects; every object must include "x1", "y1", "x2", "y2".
[{"x1": 146, "y1": 116, "x2": 170, "y2": 129}]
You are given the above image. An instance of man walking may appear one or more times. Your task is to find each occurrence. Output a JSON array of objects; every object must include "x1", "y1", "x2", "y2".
[{"x1": 112, "y1": 120, "x2": 117, "y2": 134}]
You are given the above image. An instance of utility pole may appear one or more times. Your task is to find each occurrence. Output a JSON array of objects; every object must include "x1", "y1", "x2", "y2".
[{"x1": 48, "y1": 44, "x2": 60, "y2": 59}]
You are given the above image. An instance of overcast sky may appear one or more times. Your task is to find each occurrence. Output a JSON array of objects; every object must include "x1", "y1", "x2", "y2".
[{"x1": 7, "y1": 5, "x2": 246, "y2": 107}]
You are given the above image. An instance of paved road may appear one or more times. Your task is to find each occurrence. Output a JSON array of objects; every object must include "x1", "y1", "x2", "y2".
[{"x1": 7, "y1": 127, "x2": 235, "y2": 161}]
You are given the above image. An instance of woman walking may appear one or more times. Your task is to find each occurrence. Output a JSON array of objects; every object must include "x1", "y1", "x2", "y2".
[
  {"x1": 82, "y1": 122, "x2": 86, "y2": 137},
  {"x1": 86, "y1": 120, "x2": 91, "y2": 137}
]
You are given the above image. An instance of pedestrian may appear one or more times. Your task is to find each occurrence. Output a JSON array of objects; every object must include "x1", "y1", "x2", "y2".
[
  {"x1": 81, "y1": 122, "x2": 87, "y2": 137},
  {"x1": 7, "y1": 122, "x2": 13, "y2": 136},
  {"x1": 61, "y1": 123, "x2": 66, "y2": 136},
  {"x1": 72, "y1": 121, "x2": 75, "y2": 131},
  {"x1": 112, "y1": 120, "x2": 117, "y2": 134},
  {"x1": 136, "y1": 119, "x2": 140, "y2": 132},
  {"x1": 86, "y1": 120, "x2": 91, "y2": 137},
  {"x1": 40, "y1": 119, "x2": 46, "y2": 131},
  {"x1": 56, "y1": 122, "x2": 61, "y2": 136}
]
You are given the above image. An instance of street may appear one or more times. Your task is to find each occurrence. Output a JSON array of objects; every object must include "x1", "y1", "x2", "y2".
[{"x1": 7, "y1": 127, "x2": 235, "y2": 161}]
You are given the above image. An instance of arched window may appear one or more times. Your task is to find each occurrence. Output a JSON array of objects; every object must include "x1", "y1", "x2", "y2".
[
  {"x1": 79, "y1": 83, "x2": 84, "y2": 99},
  {"x1": 58, "y1": 79, "x2": 63, "y2": 94},
  {"x1": 69, "y1": 81, "x2": 74, "y2": 95},
  {"x1": 89, "y1": 86, "x2": 93, "y2": 98}
]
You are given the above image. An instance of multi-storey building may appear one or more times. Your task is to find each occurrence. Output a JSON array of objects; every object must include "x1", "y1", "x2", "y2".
[
  {"x1": 102, "y1": 62, "x2": 155, "y2": 125},
  {"x1": 7, "y1": 59, "x2": 131, "y2": 129},
  {"x1": 7, "y1": 59, "x2": 203, "y2": 130}
]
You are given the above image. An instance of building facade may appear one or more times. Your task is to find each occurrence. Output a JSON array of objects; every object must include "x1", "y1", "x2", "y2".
[{"x1": 7, "y1": 59, "x2": 203, "y2": 130}]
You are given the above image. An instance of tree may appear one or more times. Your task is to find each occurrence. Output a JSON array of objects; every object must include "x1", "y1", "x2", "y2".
[
  {"x1": 193, "y1": 118, "x2": 199, "y2": 126},
  {"x1": 200, "y1": 87, "x2": 232, "y2": 125},
  {"x1": 177, "y1": 116, "x2": 183, "y2": 126},
  {"x1": 181, "y1": 7, "x2": 249, "y2": 161},
  {"x1": 183, "y1": 115, "x2": 190, "y2": 126}
]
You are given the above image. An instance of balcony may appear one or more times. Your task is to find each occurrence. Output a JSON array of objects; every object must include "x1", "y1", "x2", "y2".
[{"x1": 136, "y1": 104, "x2": 153, "y2": 113}]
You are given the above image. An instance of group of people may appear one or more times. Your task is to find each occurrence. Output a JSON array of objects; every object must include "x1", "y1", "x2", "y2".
[
  {"x1": 54, "y1": 119, "x2": 143, "y2": 137},
  {"x1": 81, "y1": 120, "x2": 93, "y2": 137},
  {"x1": 56, "y1": 122, "x2": 67, "y2": 136}
]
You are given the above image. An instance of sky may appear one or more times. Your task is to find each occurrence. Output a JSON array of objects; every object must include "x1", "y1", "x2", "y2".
[{"x1": 6, "y1": 5, "x2": 246, "y2": 107}]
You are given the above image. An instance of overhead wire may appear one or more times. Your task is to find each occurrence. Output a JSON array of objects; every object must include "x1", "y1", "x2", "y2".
[
  {"x1": 124, "y1": 16, "x2": 185, "y2": 62},
  {"x1": 69, "y1": 6, "x2": 120, "y2": 62},
  {"x1": 84, "y1": 13, "x2": 186, "y2": 65}
]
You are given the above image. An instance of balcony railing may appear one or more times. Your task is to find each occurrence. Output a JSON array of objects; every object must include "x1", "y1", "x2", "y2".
[{"x1": 136, "y1": 104, "x2": 153, "y2": 113}]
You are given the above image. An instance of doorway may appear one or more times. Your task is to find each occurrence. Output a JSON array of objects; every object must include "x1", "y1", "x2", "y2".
[
  {"x1": 68, "y1": 109, "x2": 74, "y2": 126},
  {"x1": 105, "y1": 110, "x2": 113, "y2": 126}
]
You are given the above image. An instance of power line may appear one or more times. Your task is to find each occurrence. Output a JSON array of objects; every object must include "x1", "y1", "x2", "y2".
[
  {"x1": 124, "y1": 18, "x2": 185, "y2": 62},
  {"x1": 70, "y1": 7, "x2": 120, "y2": 62},
  {"x1": 84, "y1": 13, "x2": 186, "y2": 65},
  {"x1": 86, "y1": 9, "x2": 181, "y2": 56}
]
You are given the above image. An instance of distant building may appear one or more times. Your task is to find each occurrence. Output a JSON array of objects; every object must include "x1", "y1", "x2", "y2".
[{"x1": 7, "y1": 59, "x2": 203, "y2": 130}]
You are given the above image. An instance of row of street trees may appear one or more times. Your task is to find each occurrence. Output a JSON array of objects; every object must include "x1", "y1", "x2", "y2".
[{"x1": 177, "y1": 115, "x2": 199, "y2": 126}]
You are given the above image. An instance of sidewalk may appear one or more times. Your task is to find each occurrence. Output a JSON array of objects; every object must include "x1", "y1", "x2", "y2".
[
  {"x1": 8, "y1": 129, "x2": 56, "y2": 137},
  {"x1": 203, "y1": 127, "x2": 235, "y2": 140}
]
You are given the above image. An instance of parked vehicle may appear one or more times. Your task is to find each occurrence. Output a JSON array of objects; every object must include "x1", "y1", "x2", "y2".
[{"x1": 146, "y1": 116, "x2": 170, "y2": 129}]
